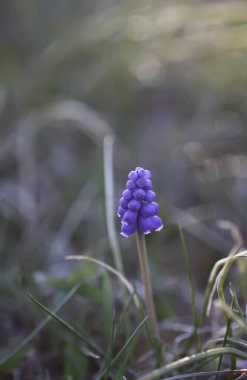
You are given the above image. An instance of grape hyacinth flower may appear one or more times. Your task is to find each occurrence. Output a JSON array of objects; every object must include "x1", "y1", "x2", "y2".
[
  {"x1": 118, "y1": 167, "x2": 163, "y2": 237},
  {"x1": 118, "y1": 167, "x2": 164, "y2": 338}
]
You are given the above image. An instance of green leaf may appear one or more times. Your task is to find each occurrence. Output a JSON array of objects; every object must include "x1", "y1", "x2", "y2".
[
  {"x1": 111, "y1": 316, "x2": 149, "y2": 368},
  {"x1": 0, "y1": 282, "x2": 80, "y2": 372},
  {"x1": 101, "y1": 270, "x2": 114, "y2": 340},
  {"x1": 178, "y1": 226, "x2": 198, "y2": 352},
  {"x1": 28, "y1": 292, "x2": 104, "y2": 358},
  {"x1": 63, "y1": 342, "x2": 88, "y2": 380},
  {"x1": 135, "y1": 348, "x2": 247, "y2": 380}
]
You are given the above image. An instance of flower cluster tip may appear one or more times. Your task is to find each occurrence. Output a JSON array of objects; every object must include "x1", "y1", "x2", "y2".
[{"x1": 118, "y1": 167, "x2": 163, "y2": 237}]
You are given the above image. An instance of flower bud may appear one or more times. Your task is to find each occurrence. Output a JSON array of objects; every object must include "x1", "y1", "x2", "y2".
[
  {"x1": 122, "y1": 189, "x2": 133, "y2": 201},
  {"x1": 119, "y1": 197, "x2": 128, "y2": 208},
  {"x1": 133, "y1": 188, "x2": 146, "y2": 200},
  {"x1": 121, "y1": 222, "x2": 137, "y2": 237},
  {"x1": 144, "y1": 190, "x2": 156, "y2": 203},
  {"x1": 128, "y1": 199, "x2": 141, "y2": 211},
  {"x1": 122, "y1": 210, "x2": 138, "y2": 224},
  {"x1": 126, "y1": 180, "x2": 136, "y2": 190},
  {"x1": 140, "y1": 202, "x2": 159, "y2": 217},
  {"x1": 139, "y1": 215, "x2": 163, "y2": 234},
  {"x1": 117, "y1": 206, "x2": 126, "y2": 218},
  {"x1": 128, "y1": 171, "x2": 138, "y2": 180}
]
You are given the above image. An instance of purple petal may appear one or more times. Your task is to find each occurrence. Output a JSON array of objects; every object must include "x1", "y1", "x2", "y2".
[
  {"x1": 128, "y1": 171, "x2": 138, "y2": 181},
  {"x1": 128, "y1": 199, "x2": 141, "y2": 211},
  {"x1": 137, "y1": 168, "x2": 146, "y2": 177},
  {"x1": 117, "y1": 206, "x2": 126, "y2": 218},
  {"x1": 144, "y1": 170, "x2": 152, "y2": 179},
  {"x1": 133, "y1": 188, "x2": 146, "y2": 200},
  {"x1": 152, "y1": 215, "x2": 163, "y2": 231},
  {"x1": 137, "y1": 168, "x2": 152, "y2": 179},
  {"x1": 126, "y1": 180, "x2": 136, "y2": 190},
  {"x1": 119, "y1": 197, "x2": 128, "y2": 208},
  {"x1": 140, "y1": 202, "x2": 159, "y2": 217},
  {"x1": 122, "y1": 210, "x2": 138, "y2": 224},
  {"x1": 136, "y1": 178, "x2": 152, "y2": 190},
  {"x1": 121, "y1": 222, "x2": 137, "y2": 237},
  {"x1": 144, "y1": 179, "x2": 152, "y2": 190},
  {"x1": 139, "y1": 215, "x2": 163, "y2": 234},
  {"x1": 138, "y1": 216, "x2": 154, "y2": 234},
  {"x1": 144, "y1": 190, "x2": 156, "y2": 203},
  {"x1": 122, "y1": 189, "x2": 133, "y2": 201},
  {"x1": 136, "y1": 178, "x2": 146, "y2": 188}
]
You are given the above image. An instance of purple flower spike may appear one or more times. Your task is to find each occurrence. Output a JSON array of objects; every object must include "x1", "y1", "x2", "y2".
[
  {"x1": 121, "y1": 222, "x2": 137, "y2": 237},
  {"x1": 118, "y1": 167, "x2": 164, "y2": 237}
]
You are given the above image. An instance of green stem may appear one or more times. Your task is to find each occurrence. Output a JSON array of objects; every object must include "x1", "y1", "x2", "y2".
[{"x1": 136, "y1": 228, "x2": 159, "y2": 338}]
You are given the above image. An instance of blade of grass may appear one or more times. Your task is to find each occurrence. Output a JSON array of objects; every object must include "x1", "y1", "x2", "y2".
[
  {"x1": 201, "y1": 251, "x2": 247, "y2": 323},
  {"x1": 162, "y1": 369, "x2": 247, "y2": 380},
  {"x1": 201, "y1": 256, "x2": 229, "y2": 324},
  {"x1": 110, "y1": 316, "x2": 149, "y2": 369},
  {"x1": 210, "y1": 337, "x2": 247, "y2": 350},
  {"x1": 136, "y1": 348, "x2": 247, "y2": 380},
  {"x1": 103, "y1": 134, "x2": 132, "y2": 341},
  {"x1": 64, "y1": 341, "x2": 88, "y2": 379},
  {"x1": 103, "y1": 134, "x2": 124, "y2": 274},
  {"x1": 102, "y1": 310, "x2": 116, "y2": 380},
  {"x1": 0, "y1": 282, "x2": 80, "y2": 370},
  {"x1": 201, "y1": 218, "x2": 244, "y2": 324},
  {"x1": 66, "y1": 255, "x2": 141, "y2": 310},
  {"x1": 66, "y1": 255, "x2": 159, "y2": 354},
  {"x1": 178, "y1": 226, "x2": 199, "y2": 352},
  {"x1": 229, "y1": 283, "x2": 246, "y2": 322},
  {"x1": 115, "y1": 354, "x2": 133, "y2": 380},
  {"x1": 115, "y1": 293, "x2": 135, "y2": 334},
  {"x1": 216, "y1": 255, "x2": 247, "y2": 331},
  {"x1": 28, "y1": 292, "x2": 104, "y2": 358},
  {"x1": 235, "y1": 374, "x2": 247, "y2": 380},
  {"x1": 101, "y1": 270, "x2": 114, "y2": 340},
  {"x1": 219, "y1": 302, "x2": 247, "y2": 333},
  {"x1": 97, "y1": 316, "x2": 149, "y2": 380},
  {"x1": 216, "y1": 295, "x2": 235, "y2": 377}
]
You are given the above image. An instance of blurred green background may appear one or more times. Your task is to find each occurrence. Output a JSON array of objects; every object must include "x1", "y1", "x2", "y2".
[{"x1": 1, "y1": 0, "x2": 247, "y2": 378}]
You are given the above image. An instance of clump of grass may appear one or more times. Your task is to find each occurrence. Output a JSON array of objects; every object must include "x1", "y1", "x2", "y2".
[{"x1": 1, "y1": 144, "x2": 247, "y2": 379}]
